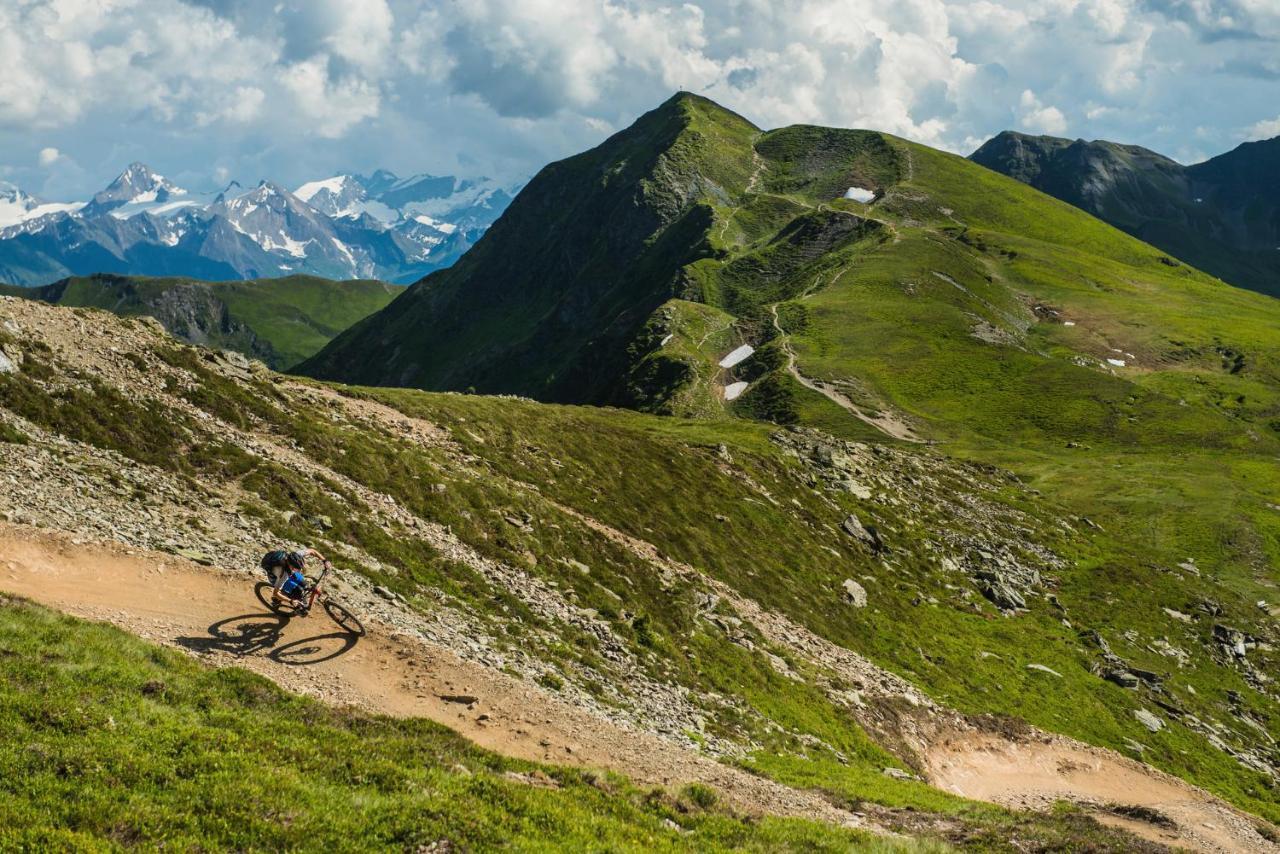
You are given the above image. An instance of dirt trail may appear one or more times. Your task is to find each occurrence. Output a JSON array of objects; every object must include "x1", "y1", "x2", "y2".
[
  {"x1": 768, "y1": 304, "x2": 923, "y2": 443},
  {"x1": 0, "y1": 526, "x2": 874, "y2": 831},
  {"x1": 928, "y1": 732, "x2": 1276, "y2": 853}
]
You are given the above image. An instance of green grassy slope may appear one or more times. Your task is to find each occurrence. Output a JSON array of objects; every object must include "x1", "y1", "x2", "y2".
[
  {"x1": 297, "y1": 94, "x2": 1280, "y2": 827},
  {"x1": 3, "y1": 273, "x2": 401, "y2": 369},
  {"x1": 300, "y1": 93, "x2": 762, "y2": 399},
  {"x1": 747, "y1": 135, "x2": 1280, "y2": 819},
  {"x1": 787, "y1": 135, "x2": 1280, "y2": 565}
]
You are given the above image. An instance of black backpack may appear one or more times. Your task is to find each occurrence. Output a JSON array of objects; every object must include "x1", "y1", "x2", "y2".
[{"x1": 261, "y1": 550, "x2": 289, "y2": 576}]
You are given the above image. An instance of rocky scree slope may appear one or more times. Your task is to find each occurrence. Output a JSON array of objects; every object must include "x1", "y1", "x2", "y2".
[
  {"x1": 971, "y1": 130, "x2": 1280, "y2": 298},
  {"x1": 0, "y1": 272, "x2": 400, "y2": 369},
  {"x1": 1, "y1": 298, "x2": 1279, "y2": 849}
]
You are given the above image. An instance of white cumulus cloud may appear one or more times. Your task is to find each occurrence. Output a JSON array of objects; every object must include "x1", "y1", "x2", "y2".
[
  {"x1": 1244, "y1": 115, "x2": 1280, "y2": 141},
  {"x1": 1019, "y1": 90, "x2": 1069, "y2": 135},
  {"x1": 38, "y1": 147, "x2": 62, "y2": 166},
  {"x1": 0, "y1": 0, "x2": 1276, "y2": 194}
]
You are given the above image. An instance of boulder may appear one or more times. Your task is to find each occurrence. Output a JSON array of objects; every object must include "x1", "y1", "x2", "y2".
[
  {"x1": 978, "y1": 575, "x2": 1026, "y2": 610},
  {"x1": 173, "y1": 547, "x2": 213, "y2": 566},
  {"x1": 1134, "y1": 709, "x2": 1164, "y2": 732},
  {"x1": 841, "y1": 514, "x2": 885, "y2": 552},
  {"x1": 1026, "y1": 663, "x2": 1062, "y2": 678},
  {"x1": 1103, "y1": 669, "x2": 1140, "y2": 689},
  {"x1": 837, "y1": 478, "x2": 872, "y2": 500},
  {"x1": 882, "y1": 767, "x2": 919, "y2": 781},
  {"x1": 1130, "y1": 667, "x2": 1164, "y2": 686},
  {"x1": 1213, "y1": 624, "x2": 1249, "y2": 658},
  {"x1": 842, "y1": 578, "x2": 868, "y2": 608},
  {"x1": 219, "y1": 349, "x2": 251, "y2": 371},
  {"x1": 0, "y1": 351, "x2": 16, "y2": 374},
  {"x1": 1081, "y1": 629, "x2": 1112, "y2": 654},
  {"x1": 1196, "y1": 598, "x2": 1223, "y2": 617}
]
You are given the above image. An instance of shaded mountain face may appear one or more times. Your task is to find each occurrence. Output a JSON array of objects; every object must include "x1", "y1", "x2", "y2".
[
  {"x1": 0, "y1": 165, "x2": 518, "y2": 287},
  {"x1": 971, "y1": 131, "x2": 1280, "y2": 297}
]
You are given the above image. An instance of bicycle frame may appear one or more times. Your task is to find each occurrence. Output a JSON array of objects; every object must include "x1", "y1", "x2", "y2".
[{"x1": 300, "y1": 565, "x2": 330, "y2": 614}]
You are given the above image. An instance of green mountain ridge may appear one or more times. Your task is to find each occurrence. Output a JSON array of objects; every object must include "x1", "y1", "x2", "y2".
[
  {"x1": 1, "y1": 273, "x2": 401, "y2": 369},
  {"x1": 303, "y1": 94, "x2": 760, "y2": 398},
  {"x1": 970, "y1": 130, "x2": 1280, "y2": 298}
]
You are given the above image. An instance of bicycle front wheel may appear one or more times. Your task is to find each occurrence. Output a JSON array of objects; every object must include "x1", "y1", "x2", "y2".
[{"x1": 323, "y1": 599, "x2": 365, "y2": 636}]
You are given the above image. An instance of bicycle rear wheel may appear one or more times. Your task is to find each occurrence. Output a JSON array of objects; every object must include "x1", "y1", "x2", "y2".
[{"x1": 255, "y1": 581, "x2": 299, "y2": 614}]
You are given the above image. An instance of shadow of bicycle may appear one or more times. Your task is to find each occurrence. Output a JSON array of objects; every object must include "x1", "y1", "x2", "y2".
[
  {"x1": 176, "y1": 612, "x2": 290, "y2": 657},
  {"x1": 174, "y1": 584, "x2": 364, "y2": 666},
  {"x1": 269, "y1": 631, "x2": 359, "y2": 665}
]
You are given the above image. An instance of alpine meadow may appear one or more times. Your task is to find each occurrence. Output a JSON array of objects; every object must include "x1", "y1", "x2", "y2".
[{"x1": 2, "y1": 6, "x2": 1280, "y2": 852}]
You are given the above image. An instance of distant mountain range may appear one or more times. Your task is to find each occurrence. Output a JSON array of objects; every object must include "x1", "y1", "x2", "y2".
[
  {"x1": 0, "y1": 165, "x2": 519, "y2": 286},
  {"x1": 970, "y1": 131, "x2": 1280, "y2": 298}
]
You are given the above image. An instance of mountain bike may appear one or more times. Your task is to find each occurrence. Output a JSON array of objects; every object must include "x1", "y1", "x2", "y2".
[{"x1": 256, "y1": 562, "x2": 364, "y2": 636}]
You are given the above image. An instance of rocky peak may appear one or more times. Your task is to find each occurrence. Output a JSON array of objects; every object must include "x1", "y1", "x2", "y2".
[{"x1": 92, "y1": 162, "x2": 186, "y2": 209}]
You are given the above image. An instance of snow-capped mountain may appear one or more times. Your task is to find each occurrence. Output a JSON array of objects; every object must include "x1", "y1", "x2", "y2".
[
  {"x1": 293, "y1": 171, "x2": 515, "y2": 232},
  {"x1": 0, "y1": 183, "x2": 85, "y2": 229},
  {"x1": 0, "y1": 165, "x2": 520, "y2": 286},
  {"x1": 81, "y1": 163, "x2": 192, "y2": 219},
  {"x1": 294, "y1": 175, "x2": 392, "y2": 222}
]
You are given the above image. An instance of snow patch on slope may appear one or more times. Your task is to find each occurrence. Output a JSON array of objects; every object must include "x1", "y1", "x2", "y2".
[{"x1": 719, "y1": 344, "x2": 755, "y2": 368}]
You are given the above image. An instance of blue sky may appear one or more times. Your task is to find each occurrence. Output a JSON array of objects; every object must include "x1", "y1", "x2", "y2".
[{"x1": 3, "y1": 0, "x2": 1279, "y2": 199}]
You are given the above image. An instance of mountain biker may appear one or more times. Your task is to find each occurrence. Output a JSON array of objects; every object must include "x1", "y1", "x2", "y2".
[{"x1": 260, "y1": 547, "x2": 330, "y2": 607}]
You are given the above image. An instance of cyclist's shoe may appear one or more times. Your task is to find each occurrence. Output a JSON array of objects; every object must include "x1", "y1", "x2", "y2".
[{"x1": 271, "y1": 593, "x2": 302, "y2": 609}]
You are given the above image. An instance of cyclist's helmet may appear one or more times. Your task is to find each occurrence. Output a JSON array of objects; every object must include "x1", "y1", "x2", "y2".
[{"x1": 286, "y1": 551, "x2": 306, "y2": 570}]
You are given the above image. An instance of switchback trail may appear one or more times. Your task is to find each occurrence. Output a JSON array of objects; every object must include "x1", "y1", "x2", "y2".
[{"x1": 768, "y1": 303, "x2": 924, "y2": 443}]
